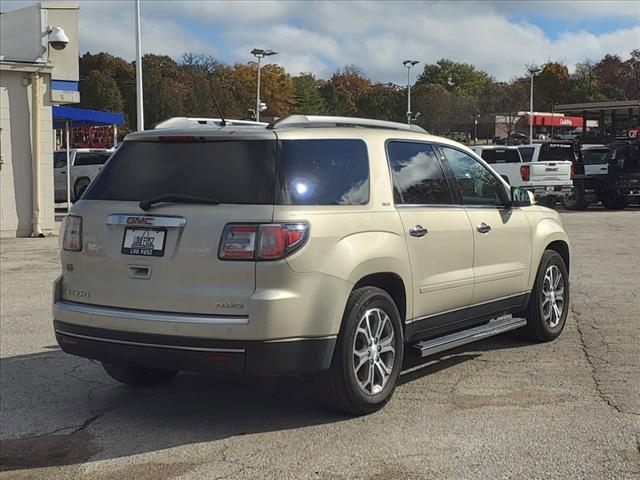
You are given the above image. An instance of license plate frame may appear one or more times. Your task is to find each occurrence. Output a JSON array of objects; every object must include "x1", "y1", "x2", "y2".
[{"x1": 121, "y1": 227, "x2": 167, "y2": 257}]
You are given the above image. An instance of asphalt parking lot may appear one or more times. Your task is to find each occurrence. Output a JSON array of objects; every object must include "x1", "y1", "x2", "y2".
[{"x1": 1, "y1": 208, "x2": 639, "y2": 480}]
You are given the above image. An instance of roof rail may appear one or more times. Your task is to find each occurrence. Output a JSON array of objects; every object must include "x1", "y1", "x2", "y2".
[
  {"x1": 153, "y1": 117, "x2": 268, "y2": 129},
  {"x1": 269, "y1": 115, "x2": 428, "y2": 133}
]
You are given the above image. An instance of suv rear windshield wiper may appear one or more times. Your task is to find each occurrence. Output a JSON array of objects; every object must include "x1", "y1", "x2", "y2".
[{"x1": 139, "y1": 193, "x2": 221, "y2": 211}]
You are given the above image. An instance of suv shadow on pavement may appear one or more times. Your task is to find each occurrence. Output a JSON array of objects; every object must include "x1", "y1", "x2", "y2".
[{"x1": 0, "y1": 330, "x2": 531, "y2": 472}]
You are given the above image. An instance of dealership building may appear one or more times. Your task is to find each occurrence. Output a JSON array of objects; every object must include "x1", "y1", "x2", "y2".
[{"x1": 0, "y1": 2, "x2": 79, "y2": 237}]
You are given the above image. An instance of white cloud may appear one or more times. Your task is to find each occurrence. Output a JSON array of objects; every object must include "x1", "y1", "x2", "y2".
[{"x1": 2, "y1": 0, "x2": 638, "y2": 82}]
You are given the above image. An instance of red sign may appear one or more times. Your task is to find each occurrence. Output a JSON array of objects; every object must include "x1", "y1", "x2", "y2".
[{"x1": 524, "y1": 115, "x2": 584, "y2": 128}]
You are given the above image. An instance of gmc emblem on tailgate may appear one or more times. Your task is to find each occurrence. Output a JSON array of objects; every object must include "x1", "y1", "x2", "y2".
[
  {"x1": 127, "y1": 216, "x2": 154, "y2": 226},
  {"x1": 545, "y1": 167, "x2": 558, "y2": 172}
]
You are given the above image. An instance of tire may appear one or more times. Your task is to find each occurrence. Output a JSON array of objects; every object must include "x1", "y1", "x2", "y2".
[
  {"x1": 525, "y1": 251, "x2": 570, "y2": 342},
  {"x1": 102, "y1": 362, "x2": 178, "y2": 387},
  {"x1": 600, "y1": 192, "x2": 628, "y2": 210},
  {"x1": 74, "y1": 177, "x2": 91, "y2": 201},
  {"x1": 320, "y1": 286, "x2": 404, "y2": 415},
  {"x1": 561, "y1": 186, "x2": 588, "y2": 210}
]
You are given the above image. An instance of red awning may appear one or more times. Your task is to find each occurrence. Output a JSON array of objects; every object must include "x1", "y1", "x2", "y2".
[{"x1": 524, "y1": 115, "x2": 584, "y2": 127}]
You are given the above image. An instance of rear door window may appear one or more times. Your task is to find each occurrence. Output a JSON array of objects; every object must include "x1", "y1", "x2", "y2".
[
  {"x1": 276, "y1": 139, "x2": 369, "y2": 205},
  {"x1": 74, "y1": 152, "x2": 112, "y2": 166},
  {"x1": 84, "y1": 139, "x2": 277, "y2": 204},
  {"x1": 387, "y1": 141, "x2": 453, "y2": 204},
  {"x1": 480, "y1": 149, "x2": 521, "y2": 164}
]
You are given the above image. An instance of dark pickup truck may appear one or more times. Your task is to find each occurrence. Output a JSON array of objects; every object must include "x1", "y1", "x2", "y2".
[{"x1": 563, "y1": 138, "x2": 640, "y2": 210}]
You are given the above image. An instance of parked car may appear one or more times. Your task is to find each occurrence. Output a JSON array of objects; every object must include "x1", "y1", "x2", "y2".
[
  {"x1": 472, "y1": 145, "x2": 573, "y2": 205},
  {"x1": 495, "y1": 132, "x2": 529, "y2": 145},
  {"x1": 54, "y1": 115, "x2": 571, "y2": 415},
  {"x1": 54, "y1": 148, "x2": 114, "y2": 202},
  {"x1": 555, "y1": 131, "x2": 579, "y2": 141},
  {"x1": 563, "y1": 138, "x2": 640, "y2": 210}
]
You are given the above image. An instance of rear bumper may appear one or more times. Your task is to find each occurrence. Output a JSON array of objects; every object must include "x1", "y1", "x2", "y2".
[
  {"x1": 528, "y1": 185, "x2": 573, "y2": 197},
  {"x1": 54, "y1": 320, "x2": 336, "y2": 376}
]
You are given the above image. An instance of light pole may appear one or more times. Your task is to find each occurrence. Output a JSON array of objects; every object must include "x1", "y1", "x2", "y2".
[
  {"x1": 403, "y1": 60, "x2": 419, "y2": 125},
  {"x1": 473, "y1": 113, "x2": 480, "y2": 145},
  {"x1": 527, "y1": 64, "x2": 542, "y2": 144},
  {"x1": 135, "y1": 0, "x2": 144, "y2": 131},
  {"x1": 251, "y1": 48, "x2": 278, "y2": 122}
]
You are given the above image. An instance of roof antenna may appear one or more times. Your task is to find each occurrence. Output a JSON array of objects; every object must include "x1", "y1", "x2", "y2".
[{"x1": 209, "y1": 91, "x2": 227, "y2": 127}]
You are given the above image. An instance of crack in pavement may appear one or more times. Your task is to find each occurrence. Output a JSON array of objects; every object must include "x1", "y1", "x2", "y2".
[{"x1": 571, "y1": 304, "x2": 638, "y2": 417}]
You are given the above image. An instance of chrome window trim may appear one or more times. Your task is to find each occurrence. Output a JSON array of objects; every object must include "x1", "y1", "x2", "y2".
[
  {"x1": 55, "y1": 329, "x2": 245, "y2": 353},
  {"x1": 405, "y1": 292, "x2": 530, "y2": 324},
  {"x1": 395, "y1": 204, "x2": 464, "y2": 209},
  {"x1": 55, "y1": 299, "x2": 249, "y2": 325},
  {"x1": 106, "y1": 214, "x2": 186, "y2": 228}
]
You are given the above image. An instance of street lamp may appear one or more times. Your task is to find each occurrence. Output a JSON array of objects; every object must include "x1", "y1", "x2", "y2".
[
  {"x1": 472, "y1": 113, "x2": 481, "y2": 145},
  {"x1": 403, "y1": 60, "x2": 420, "y2": 125},
  {"x1": 251, "y1": 48, "x2": 278, "y2": 122},
  {"x1": 527, "y1": 64, "x2": 542, "y2": 144}
]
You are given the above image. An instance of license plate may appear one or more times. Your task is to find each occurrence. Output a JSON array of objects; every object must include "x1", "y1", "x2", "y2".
[{"x1": 122, "y1": 228, "x2": 166, "y2": 256}]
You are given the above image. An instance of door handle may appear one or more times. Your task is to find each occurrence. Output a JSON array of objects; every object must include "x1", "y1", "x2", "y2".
[
  {"x1": 409, "y1": 225, "x2": 428, "y2": 237},
  {"x1": 61, "y1": 171, "x2": 66, "y2": 174},
  {"x1": 476, "y1": 223, "x2": 491, "y2": 234}
]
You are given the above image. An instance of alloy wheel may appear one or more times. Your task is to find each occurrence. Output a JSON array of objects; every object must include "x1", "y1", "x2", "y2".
[
  {"x1": 541, "y1": 265, "x2": 565, "y2": 328},
  {"x1": 352, "y1": 308, "x2": 395, "y2": 395}
]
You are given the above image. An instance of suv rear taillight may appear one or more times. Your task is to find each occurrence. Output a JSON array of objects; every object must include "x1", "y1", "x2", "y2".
[
  {"x1": 219, "y1": 223, "x2": 309, "y2": 261},
  {"x1": 520, "y1": 164, "x2": 530, "y2": 182},
  {"x1": 62, "y1": 215, "x2": 82, "y2": 251},
  {"x1": 570, "y1": 163, "x2": 576, "y2": 179}
]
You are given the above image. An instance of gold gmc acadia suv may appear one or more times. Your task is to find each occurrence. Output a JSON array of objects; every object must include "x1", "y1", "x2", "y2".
[{"x1": 54, "y1": 115, "x2": 571, "y2": 415}]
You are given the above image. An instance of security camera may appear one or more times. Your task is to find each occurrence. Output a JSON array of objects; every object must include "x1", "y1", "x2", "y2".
[{"x1": 48, "y1": 26, "x2": 69, "y2": 50}]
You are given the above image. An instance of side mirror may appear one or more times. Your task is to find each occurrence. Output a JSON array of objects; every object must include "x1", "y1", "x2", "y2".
[{"x1": 511, "y1": 187, "x2": 533, "y2": 206}]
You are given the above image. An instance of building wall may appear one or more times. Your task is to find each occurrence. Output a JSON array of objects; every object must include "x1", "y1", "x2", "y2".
[{"x1": 0, "y1": 71, "x2": 55, "y2": 237}]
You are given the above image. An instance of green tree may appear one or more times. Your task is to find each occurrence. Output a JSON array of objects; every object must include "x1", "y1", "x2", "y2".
[
  {"x1": 416, "y1": 59, "x2": 494, "y2": 98},
  {"x1": 355, "y1": 83, "x2": 404, "y2": 121},
  {"x1": 141, "y1": 54, "x2": 185, "y2": 128},
  {"x1": 79, "y1": 52, "x2": 134, "y2": 131},
  {"x1": 534, "y1": 62, "x2": 571, "y2": 110},
  {"x1": 292, "y1": 73, "x2": 326, "y2": 114},
  {"x1": 79, "y1": 69, "x2": 123, "y2": 113}
]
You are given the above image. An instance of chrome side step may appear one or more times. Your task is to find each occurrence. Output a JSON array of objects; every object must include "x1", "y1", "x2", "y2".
[{"x1": 412, "y1": 316, "x2": 527, "y2": 358}]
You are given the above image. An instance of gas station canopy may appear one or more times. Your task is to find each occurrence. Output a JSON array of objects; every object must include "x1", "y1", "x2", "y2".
[{"x1": 53, "y1": 106, "x2": 125, "y2": 129}]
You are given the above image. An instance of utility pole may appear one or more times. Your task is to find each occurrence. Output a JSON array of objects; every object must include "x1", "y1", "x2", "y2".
[{"x1": 135, "y1": 0, "x2": 144, "y2": 131}]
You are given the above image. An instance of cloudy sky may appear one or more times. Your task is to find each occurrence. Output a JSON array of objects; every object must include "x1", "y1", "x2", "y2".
[{"x1": 3, "y1": 0, "x2": 640, "y2": 82}]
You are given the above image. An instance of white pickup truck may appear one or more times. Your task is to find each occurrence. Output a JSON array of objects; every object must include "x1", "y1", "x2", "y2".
[{"x1": 473, "y1": 145, "x2": 573, "y2": 204}]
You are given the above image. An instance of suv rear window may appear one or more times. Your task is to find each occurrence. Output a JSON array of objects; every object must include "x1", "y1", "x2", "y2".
[
  {"x1": 84, "y1": 140, "x2": 277, "y2": 204},
  {"x1": 83, "y1": 138, "x2": 369, "y2": 206},
  {"x1": 277, "y1": 139, "x2": 369, "y2": 205},
  {"x1": 74, "y1": 152, "x2": 112, "y2": 166},
  {"x1": 480, "y1": 149, "x2": 521, "y2": 164}
]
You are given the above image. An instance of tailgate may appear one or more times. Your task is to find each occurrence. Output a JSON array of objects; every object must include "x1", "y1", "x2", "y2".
[
  {"x1": 61, "y1": 201, "x2": 272, "y2": 316},
  {"x1": 529, "y1": 161, "x2": 573, "y2": 186}
]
